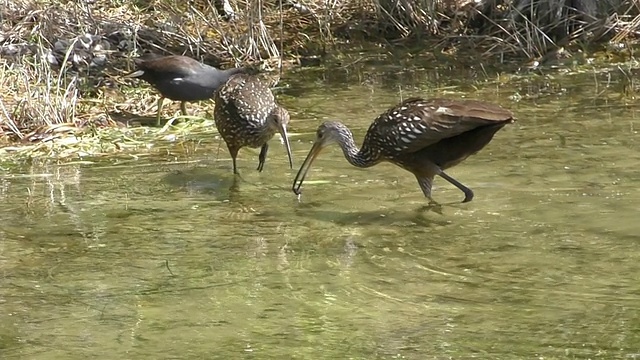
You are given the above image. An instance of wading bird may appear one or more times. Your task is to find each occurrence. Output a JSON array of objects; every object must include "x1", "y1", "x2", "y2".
[
  {"x1": 126, "y1": 54, "x2": 246, "y2": 125},
  {"x1": 214, "y1": 73, "x2": 293, "y2": 174},
  {"x1": 292, "y1": 97, "x2": 514, "y2": 203}
]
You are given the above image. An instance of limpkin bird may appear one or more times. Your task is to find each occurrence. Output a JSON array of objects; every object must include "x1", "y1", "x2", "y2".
[
  {"x1": 292, "y1": 97, "x2": 514, "y2": 203},
  {"x1": 214, "y1": 73, "x2": 293, "y2": 174},
  {"x1": 126, "y1": 54, "x2": 246, "y2": 125}
]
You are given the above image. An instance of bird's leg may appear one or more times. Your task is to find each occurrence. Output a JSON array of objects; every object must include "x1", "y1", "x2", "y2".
[
  {"x1": 180, "y1": 101, "x2": 188, "y2": 116},
  {"x1": 257, "y1": 143, "x2": 269, "y2": 172},
  {"x1": 415, "y1": 176, "x2": 443, "y2": 213},
  {"x1": 416, "y1": 176, "x2": 435, "y2": 201},
  {"x1": 438, "y1": 171, "x2": 474, "y2": 203},
  {"x1": 156, "y1": 97, "x2": 165, "y2": 126},
  {"x1": 228, "y1": 147, "x2": 240, "y2": 175}
]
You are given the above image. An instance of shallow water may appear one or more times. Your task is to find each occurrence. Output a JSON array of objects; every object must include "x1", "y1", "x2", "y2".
[{"x1": 1, "y1": 56, "x2": 640, "y2": 359}]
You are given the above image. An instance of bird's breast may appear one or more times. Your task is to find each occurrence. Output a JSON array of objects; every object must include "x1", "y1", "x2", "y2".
[{"x1": 215, "y1": 108, "x2": 276, "y2": 148}]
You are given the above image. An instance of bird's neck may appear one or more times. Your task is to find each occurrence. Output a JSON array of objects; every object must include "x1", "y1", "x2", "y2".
[
  {"x1": 251, "y1": 121, "x2": 276, "y2": 144},
  {"x1": 337, "y1": 130, "x2": 378, "y2": 168},
  {"x1": 250, "y1": 110, "x2": 278, "y2": 142}
]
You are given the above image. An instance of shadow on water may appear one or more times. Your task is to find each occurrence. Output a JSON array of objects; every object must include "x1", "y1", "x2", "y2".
[
  {"x1": 162, "y1": 163, "x2": 294, "y2": 203},
  {"x1": 293, "y1": 205, "x2": 453, "y2": 228},
  {"x1": 2, "y1": 52, "x2": 640, "y2": 359},
  {"x1": 163, "y1": 166, "x2": 237, "y2": 196},
  {"x1": 161, "y1": 165, "x2": 452, "y2": 228}
]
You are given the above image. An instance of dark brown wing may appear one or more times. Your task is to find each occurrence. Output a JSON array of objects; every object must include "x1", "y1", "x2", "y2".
[
  {"x1": 366, "y1": 97, "x2": 513, "y2": 155},
  {"x1": 135, "y1": 55, "x2": 204, "y2": 77}
]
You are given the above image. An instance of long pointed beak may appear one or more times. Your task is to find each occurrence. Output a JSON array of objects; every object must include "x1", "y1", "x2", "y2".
[
  {"x1": 278, "y1": 124, "x2": 294, "y2": 170},
  {"x1": 292, "y1": 140, "x2": 325, "y2": 195}
]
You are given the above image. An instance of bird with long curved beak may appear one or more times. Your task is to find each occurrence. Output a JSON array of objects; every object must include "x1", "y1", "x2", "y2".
[
  {"x1": 214, "y1": 73, "x2": 293, "y2": 174},
  {"x1": 292, "y1": 97, "x2": 514, "y2": 203}
]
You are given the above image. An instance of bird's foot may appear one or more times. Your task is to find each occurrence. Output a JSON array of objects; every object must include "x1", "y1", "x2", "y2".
[
  {"x1": 461, "y1": 189, "x2": 474, "y2": 203},
  {"x1": 418, "y1": 200, "x2": 444, "y2": 215},
  {"x1": 158, "y1": 117, "x2": 178, "y2": 133},
  {"x1": 230, "y1": 172, "x2": 245, "y2": 192},
  {"x1": 230, "y1": 180, "x2": 240, "y2": 193}
]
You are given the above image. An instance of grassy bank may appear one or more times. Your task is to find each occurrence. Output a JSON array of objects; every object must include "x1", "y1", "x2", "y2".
[{"x1": 1, "y1": 0, "x2": 639, "y2": 158}]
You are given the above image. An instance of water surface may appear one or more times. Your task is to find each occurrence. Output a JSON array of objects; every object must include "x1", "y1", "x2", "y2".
[{"x1": 1, "y1": 57, "x2": 639, "y2": 359}]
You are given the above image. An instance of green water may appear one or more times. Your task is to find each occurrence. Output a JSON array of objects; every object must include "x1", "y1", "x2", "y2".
[{"x1": 1, "y1": 59, "x2": 640, "y2": 359}]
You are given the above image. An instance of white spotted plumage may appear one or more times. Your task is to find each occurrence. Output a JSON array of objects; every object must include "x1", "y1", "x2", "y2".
[
  {"x1": 434, "y1": 106, "x2": 452, "y2": 115},
  {"x1": 356, "y1": 97, "x2": 513, "y2": 159},
  {"x1": 213, "y1": 72, "x2": 292, "y2": 173},
  {"x1": 297, "y1": 97, "x2": 513, "y2": 203},
  {"x1": 214, "y1": 73, "x2": 286, "y2": 149}
]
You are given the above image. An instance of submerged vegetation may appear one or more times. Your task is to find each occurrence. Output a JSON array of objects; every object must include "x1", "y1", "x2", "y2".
[{"x1": 0, "y1": 0, "x2": 639, "y2": 159}]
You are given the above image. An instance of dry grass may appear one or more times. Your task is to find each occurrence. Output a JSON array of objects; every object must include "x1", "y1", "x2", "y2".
[{"x1": 1, "y1": 0, "x2": 639, "y2": 160}]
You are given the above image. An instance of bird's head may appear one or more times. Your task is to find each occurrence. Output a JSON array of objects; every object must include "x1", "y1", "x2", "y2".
[
  {"x1": 267, "y1": 106, "x2": 290, "y2": 129},
  {"x1": 292, "y1": 121, "x2": 352, "y2": 196},
  {"x1": 267, "y1": 106, "x2": 293, "y2": 169},
  {"x1": 313, "y1": 121, "x2": 350, "y2": 148}
]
